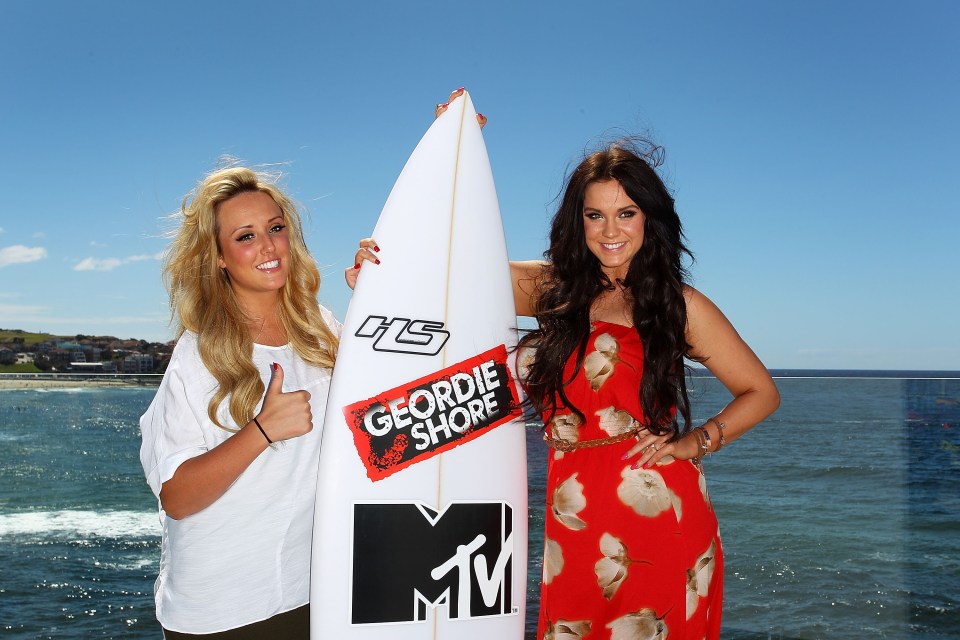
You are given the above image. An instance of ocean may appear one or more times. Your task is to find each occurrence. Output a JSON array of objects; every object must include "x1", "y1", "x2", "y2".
[{"x1": 1, "y1": 372, "x2": 958, "y2": 639}]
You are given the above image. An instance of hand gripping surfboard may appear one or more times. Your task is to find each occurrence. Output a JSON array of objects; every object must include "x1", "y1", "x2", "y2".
[{"x1": 310, "y1": 89, "x2": 527, "y2": 639}]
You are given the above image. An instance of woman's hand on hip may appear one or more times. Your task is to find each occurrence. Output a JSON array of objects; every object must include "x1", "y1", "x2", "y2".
[{"x1": 622, "y1": 426, "x2": 698, "y2": 469}]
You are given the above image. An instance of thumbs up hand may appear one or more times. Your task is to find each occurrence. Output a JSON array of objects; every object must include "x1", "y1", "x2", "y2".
[{"x1": 255, "y1": 363, "x2": 313, "y2": 442}]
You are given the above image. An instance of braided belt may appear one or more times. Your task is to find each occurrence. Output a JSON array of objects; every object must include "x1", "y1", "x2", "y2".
[{"x1": 543, "y1": 424, "x2": 642, "y2": 452}]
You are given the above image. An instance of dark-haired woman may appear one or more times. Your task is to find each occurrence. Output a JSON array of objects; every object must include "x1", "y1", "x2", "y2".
[{"x1": 510, "y1": 143, "x2": 780, "y2": 639}]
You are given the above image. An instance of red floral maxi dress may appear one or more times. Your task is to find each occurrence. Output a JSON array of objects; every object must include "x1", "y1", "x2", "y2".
[{"x1": 532, "y1": 321, "x2": 723, "y2": 640}]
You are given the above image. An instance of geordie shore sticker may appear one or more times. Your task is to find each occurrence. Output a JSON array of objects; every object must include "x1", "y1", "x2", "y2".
[{"x1": 343, "y1": 344, "x2": 521, "y2": 481}]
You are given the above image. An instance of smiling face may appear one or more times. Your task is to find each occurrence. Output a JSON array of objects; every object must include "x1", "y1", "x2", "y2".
[
  {"x1": 216, "y1": 190, "x2": 290, "y2": 306},
  {"x1": 582, "y1": 179, "x2": 645, "y2": 281}
]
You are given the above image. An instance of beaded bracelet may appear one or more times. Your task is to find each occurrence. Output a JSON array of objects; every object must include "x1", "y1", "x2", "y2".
[{"x1": 708, "y1": 417, "x2": 727, "y2": 450}]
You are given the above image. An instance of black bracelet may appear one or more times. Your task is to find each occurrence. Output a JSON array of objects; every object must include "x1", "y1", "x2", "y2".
[{"x1": 253, "y1": 417, "x2": 273, "y2": 444}]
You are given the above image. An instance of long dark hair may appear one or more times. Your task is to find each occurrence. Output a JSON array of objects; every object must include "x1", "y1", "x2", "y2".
[{"x1": 520, "y1": 141, "x2": 695, "y2": 437}]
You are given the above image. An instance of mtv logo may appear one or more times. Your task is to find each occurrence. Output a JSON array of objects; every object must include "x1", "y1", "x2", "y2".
[{"x1": 350, "y1": 501, "x2": 515, "y2": 625}]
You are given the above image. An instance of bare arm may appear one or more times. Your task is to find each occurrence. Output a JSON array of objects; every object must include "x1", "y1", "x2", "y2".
[
  {"x1": 682, "y1": 286, "x2": 780, "y2": 447},
  {"x1": 159, "y1": 363, "x2": 313, "y2": 520},
  {"x1": 510, "y1": 260, "x2": 547, "y2": 317},
  {"x1": 631, "y1": 286, "x2": 780, "y2": 467}
]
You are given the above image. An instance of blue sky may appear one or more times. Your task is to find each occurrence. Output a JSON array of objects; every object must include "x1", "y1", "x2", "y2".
[{"x1": 0, "y1": 0, "x2": 956, "y2": 370}]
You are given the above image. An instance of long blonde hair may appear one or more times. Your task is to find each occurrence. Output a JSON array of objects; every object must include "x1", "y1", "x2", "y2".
[{"x1": 164, "y1": 165, "x2": 338, "y2": 431}]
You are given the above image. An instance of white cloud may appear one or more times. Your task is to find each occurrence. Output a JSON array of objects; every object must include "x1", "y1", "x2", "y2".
[
  {"x1": 0, "y1": 245, "x2": 47, "y2": 268},
  {"x1": 73, "y1": 252, "x2": 164, "y2": 272},
  {"x1": 33, "y1": 231, "x2": 46, "y2": 239},
  {"x1": 127, "y1": 252, "x2": 166, "y2": 262},
  {"x1": 0, "y1": 302, "x2": 49, "y2": 316},
  {"x1": 74, "y1": 257, "x2": 123, "y2": 271}
]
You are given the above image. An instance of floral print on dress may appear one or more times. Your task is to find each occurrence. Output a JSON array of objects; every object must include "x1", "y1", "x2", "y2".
[
  {"x1": 595, "y1": 406, "x2": 637, "y2": 437},
  {"x1": 616, "y1": 466, "x2": 678, "y2": 518},
  {"x1": 583, "y1": 332, "x2": 622, "y2": 390},
  {"x1": 607, "y1": 608, "x2": 669, "y2": 640},
  {"x1": 543, "y1": 619, "x2": 592, "y2": 640},
  {"x1": 552, "y1": 473, "x2": 587, "y2": 530},
  {"x1": 698, "y1": 468, "x2": 712, "y2": 507},
  {"x1": 543, "y1": 537, "x2": 564, "y2": 585},
  {"x1": 517, "y1": 342, "x2": 537, "y2": 384},
  {"x1": 594, "y1": 532, "x2": 650, "y2": 600},
  {"x1": 548, "y1": 413, "x2": 582, "y2": 460},
  {"x1": 686, "y1": 538, "x2": 717, "y2": 620}
]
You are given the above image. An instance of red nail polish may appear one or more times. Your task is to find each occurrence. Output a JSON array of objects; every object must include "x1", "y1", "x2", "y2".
[
  {"x1": 272, "y1": 363, "x2": 278, "y2": 371},
  {"x1": 354, "y1": 263, "x2": 361, "y2": 270},
  {"x1": 373, "y1": 245, "x2": 380, "y2": 252},
  {"x1": 374, "y1": 258, "x2": 381, "y2": 265}
]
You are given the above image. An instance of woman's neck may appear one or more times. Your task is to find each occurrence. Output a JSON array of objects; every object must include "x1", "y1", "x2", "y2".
[
  {"x1": 590, "y1": 284, "x2": 634, "y2": 327},
  {"x1": 238, "y1": 293, "x2": 286, "y2": 346}
]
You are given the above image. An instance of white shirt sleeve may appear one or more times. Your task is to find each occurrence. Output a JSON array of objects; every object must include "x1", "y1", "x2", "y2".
[
  {"x1": 319, "y1": 303, "x2": 343, "y2": 339},
  {"x1": 139, "y1": 334, "x2": 214, "y2": 497}
]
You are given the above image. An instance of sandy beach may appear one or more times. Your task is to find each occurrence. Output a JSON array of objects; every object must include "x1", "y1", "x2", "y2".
[{"x1": 0, "y1": 376, "x2": 160, "y2": 390}]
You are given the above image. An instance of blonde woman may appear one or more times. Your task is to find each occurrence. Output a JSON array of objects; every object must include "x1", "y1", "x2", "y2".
[{"x1": 140, "y1": 166, "x2": 341, "y2": 638}]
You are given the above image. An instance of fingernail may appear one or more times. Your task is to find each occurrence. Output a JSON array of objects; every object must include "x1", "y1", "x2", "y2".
[
  {"x1": 373, "y1": 245, "x2": 380, "y2": 252},
  {"x1": 374, "y1": 258, "x2": 381, "y2": 265},
  {"x1": 354, "y1": 263, "x2": 361, "y2": 270},
  {"x1": 620, "y1": 452, "x2": 629, "y2": 460},
  {"x1": 272, "y1": 363, "x2": 278, "y2": 371}
]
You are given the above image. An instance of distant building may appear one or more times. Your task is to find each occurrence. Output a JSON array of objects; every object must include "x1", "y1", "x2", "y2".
[{"x1": 123, "y1": 353, "x2": 154, "y2": 374}]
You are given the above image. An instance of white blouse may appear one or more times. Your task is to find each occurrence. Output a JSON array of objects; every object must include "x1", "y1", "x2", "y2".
[{"x1": 139, "y1": 306, "x2": 341, "y2": 633}]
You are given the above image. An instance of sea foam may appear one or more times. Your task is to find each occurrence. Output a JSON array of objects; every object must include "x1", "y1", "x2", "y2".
[{"x1": 0, "y1": 509, "x2": 160, "y2": 539}]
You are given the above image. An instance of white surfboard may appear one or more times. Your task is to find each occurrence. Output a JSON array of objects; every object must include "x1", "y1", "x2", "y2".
[{"x1": 310, "y1": 90, "x2": 527, "y2": 639}]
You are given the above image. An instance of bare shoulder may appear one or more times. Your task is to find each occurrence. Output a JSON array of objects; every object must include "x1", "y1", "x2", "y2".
[
  {"x1": 510, "y1": 260, "x2": 549, "y2": 317},
  {"x1": 682, "y1": 284, "x2": 746, "y2": 363},
  {"x1": 683, "y1": 285, "x2": 727, "y2": 328}
]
